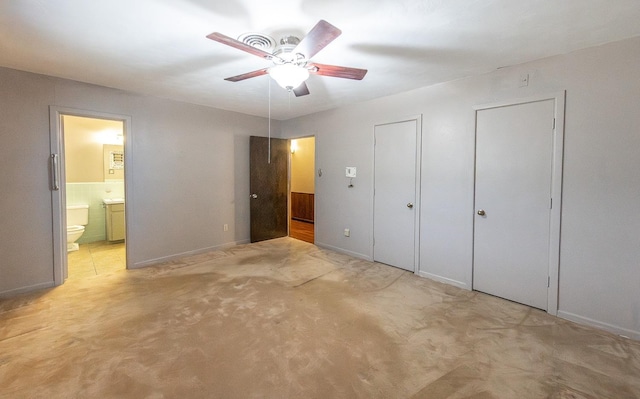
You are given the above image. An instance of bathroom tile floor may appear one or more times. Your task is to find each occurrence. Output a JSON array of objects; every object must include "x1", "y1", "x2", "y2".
[{"x1": 67, "y1": 240, "x2": 126, "y2": 278}]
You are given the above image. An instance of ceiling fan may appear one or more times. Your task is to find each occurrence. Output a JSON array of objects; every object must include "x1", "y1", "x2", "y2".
[{"x1": 206, "y1": 20, "x2": 367, "y2": 97}]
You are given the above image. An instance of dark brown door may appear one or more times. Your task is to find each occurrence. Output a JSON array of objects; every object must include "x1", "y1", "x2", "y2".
[{"x1": 250, "y1": 136, "x2": 289, "y2": 242}]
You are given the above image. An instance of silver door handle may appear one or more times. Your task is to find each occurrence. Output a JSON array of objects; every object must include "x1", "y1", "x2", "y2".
[
  {"x1": 477, "y1": 209, "x2": 486, "y2": 216},
  {"x1": 250, "y1": 194, "x2": 258, "y2": 199},
  {"x1": 407, "y1": 203, "x2": 414, "y2": 209},
  {"x1": 50, "y1": 154, "x2": 60, "y2": 191}
]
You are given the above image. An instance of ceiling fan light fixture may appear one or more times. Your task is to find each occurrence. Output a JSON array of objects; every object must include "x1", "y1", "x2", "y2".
[
  {"x1": 268, "y1": 63, "x2": 309, "y2": 90},
  {"x1": 207, "y1": 20, "x2": 367, "y2": 97}
]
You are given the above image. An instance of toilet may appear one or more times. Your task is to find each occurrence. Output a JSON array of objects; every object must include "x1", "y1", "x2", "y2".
[{"x1": 67, "y1": 205, "x2": 89, "y2": 252}]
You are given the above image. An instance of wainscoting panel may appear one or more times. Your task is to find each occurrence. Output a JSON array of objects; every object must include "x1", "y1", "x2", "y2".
[{"x1": 291, "y1": 192, "x2": 314, "y2": 223}]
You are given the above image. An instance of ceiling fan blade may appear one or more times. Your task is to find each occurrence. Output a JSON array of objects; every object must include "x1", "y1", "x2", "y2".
[
  {"x1": 224, "y1": 68, "x2": 269, "y2": 82},
  {"x1": 206, "y1": 32, "x2": 275, "y2": 60},
  {"x1": 309, "y1": 63, "x2": 368, "y2": 80},
  {"x1": 293, "y1": 82, "x2": 310, "y2": 97},
  {"x1": 293, "y1": 20, "x2": 342, "y2": 59}
]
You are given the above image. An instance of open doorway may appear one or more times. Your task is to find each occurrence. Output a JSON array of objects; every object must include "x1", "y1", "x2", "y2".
[
  {"x1": 49, "y1": 108, "x2": 130, "y2": 283},
  {"x1": 62, "y1": 115, "x2": 127, "y2": 279},
  {"x1": 289, "y1": 137, "x2": 315, "y2": 244}
]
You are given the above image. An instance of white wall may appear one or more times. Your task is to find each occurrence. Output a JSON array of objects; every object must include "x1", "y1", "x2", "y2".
[
  {"x1": 2, "y1": 36, "x2": 639, "y2": 339},
  {"x1": 0, "y1": 69, "x2": 55, "y2": 294},
  {"x1": 280, "y1": 37, "x2": 640, "y2": 339},
  {"x1": 0, "y1": 67, "x2": 276, "y2": 295}
]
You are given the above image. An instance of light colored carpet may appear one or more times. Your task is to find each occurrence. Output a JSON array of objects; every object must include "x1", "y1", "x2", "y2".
[{"x1": 1, "y1": 238, "x2": 639, "y2": 398}]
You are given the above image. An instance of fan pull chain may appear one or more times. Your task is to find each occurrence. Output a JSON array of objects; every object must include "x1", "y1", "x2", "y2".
[{"x1": 268, "y1": 77, "x2": 271, "y2": 164}]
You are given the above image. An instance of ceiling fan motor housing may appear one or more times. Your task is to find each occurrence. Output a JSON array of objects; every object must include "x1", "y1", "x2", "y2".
[{"x1": 274, "y1": 36, "x2": 305, "y2": 64}]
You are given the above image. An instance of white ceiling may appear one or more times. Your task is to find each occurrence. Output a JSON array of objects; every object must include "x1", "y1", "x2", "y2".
[{"x1": 1, "y1": 1, "x2": 640, "y2": 120}]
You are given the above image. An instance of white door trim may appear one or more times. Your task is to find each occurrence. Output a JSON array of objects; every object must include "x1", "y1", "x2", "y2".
[
  {"x1": 49, "y1": 106, "x2": 133, "y2": 285},
  {"x1": 371, "y1": 115, "x2": 423, "y2": 272},
  {"x1": 473, "y1": 91, "x2": 565, "y2": 315}
]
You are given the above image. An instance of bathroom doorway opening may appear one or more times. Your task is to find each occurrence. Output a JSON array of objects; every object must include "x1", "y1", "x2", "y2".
[
  {"x1": 49, "y1": 107, "x2": 131, "y2": 284},
  {"x1": 289, "y1": 136, "x2": 315, "y2": 244}
]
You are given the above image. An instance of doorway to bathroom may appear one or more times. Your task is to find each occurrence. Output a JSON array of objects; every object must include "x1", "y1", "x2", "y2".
[
  {"x1": 49, "y1": 107, "x2": 131, "y2": 284},
  {"x1": 289, "y1": 136, "x2": 315, "y2": 244}
]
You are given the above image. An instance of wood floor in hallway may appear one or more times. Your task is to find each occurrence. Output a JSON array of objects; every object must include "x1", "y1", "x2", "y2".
[
  {"x1": 289, "y1": 219, "x2": 314, "y2": 243},
  {"x1": 1, "y1": 238, "x2": 639, "y2": 398}
]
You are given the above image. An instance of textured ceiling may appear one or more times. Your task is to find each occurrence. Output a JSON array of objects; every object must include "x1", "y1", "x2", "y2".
[{"x1": 1, "y1": 0, "x2": 640, "y2": 120}]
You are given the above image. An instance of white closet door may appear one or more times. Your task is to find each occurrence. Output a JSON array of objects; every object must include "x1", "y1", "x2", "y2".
[
  {"x1": 374, "y1": 119, "x2": 419, "y2": 271},
  {"x1": 474, "y1": 99, "x2": 555, "y2": 310}
]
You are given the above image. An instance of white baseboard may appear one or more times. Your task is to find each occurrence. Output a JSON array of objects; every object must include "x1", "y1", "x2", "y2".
[
  {"x1": 416, "y1": 270, "x2": 469, "y2": 290},
  {"x1": 131, "y1": 239, "x2": 250, "y2": 269},
  {"x1": 557, "y1": 310, "x2": 640, "y2": 341},
  {"x1": 314, "y1": 242, "x2": 373, "y2": 261},
  {"x1": 0, "y1": 281, "x2": 55, "y2": 298}
]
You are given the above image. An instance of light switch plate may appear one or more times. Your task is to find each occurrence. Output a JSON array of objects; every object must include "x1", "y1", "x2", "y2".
[{"x1": 345, "y1": 167, "x2": 356, "y2": 178}]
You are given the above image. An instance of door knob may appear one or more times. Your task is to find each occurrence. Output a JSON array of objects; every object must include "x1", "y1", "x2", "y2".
[
  {"x1": 250, "y1": 194, "x2": 258, "y2": 199},
  {"x1": 407, "y1": 203, "x2": 414, "y2": 209},
  {"x1": 477, "y1": 209, "x2": 486, "y2": 216}
]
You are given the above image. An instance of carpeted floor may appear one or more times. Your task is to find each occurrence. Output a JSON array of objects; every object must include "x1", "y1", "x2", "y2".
[{"x1": 1, "y1": 238, "x2": 639, "y2": 398}]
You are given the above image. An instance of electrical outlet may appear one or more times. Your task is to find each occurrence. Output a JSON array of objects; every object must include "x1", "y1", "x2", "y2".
[
  {"x1": 223, "y1": 224, "x2": 228, "y2": 232},
  {"x1": 344, "y1": 228, "x2": 350, "y2": 237}
]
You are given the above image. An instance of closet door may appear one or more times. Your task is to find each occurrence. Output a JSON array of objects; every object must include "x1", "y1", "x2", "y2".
[
  {"x1": 473, "y1": 99, "x2": 555, "y2": 310},
  {"x1": 373, "y1": 119, "x2": 420, "y2": 272}
]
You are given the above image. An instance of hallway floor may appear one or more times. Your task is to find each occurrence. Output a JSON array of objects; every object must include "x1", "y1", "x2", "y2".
[
  {"x1": 1, "y1": 238, "x2": 639, "y2": 398},
  {"x1": 289, "y1": 219, "x2": 314, "y2": 243}
]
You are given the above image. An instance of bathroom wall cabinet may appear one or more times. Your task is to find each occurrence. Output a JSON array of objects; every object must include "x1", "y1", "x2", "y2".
[{"x1": 105, "y1": 202, "x2": 125, "y2": 242}]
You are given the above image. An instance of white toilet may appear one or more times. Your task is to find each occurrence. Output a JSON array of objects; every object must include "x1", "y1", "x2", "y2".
[{"x1": 67, "y1": 205, "x2": 89, "y2": 252}]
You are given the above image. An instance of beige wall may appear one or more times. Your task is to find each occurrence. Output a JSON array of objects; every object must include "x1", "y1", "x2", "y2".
[
  {"x1": 290, "y1": 137, "x2": 315, "y2": 194},
  {"x1": 63, "y1": 115, "x2": 124, "y2": 182}
]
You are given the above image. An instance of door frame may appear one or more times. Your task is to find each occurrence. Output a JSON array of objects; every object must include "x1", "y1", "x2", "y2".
[
  {"x1": 472, "y1": 91, "x2": 565, "y2": 315},
  {"x1": 371, "y1": 115, "x2": 422, "y2": 272},
  {"x1": 49, "y1": 106, "x2": 133, "y2": 285}
]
